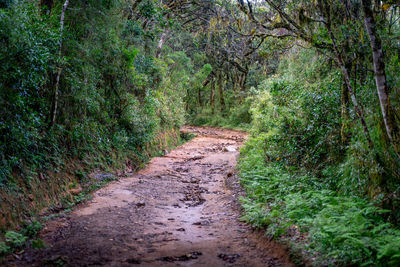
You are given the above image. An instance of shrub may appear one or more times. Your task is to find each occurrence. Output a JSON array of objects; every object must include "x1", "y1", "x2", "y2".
[{"x1": 239, "y1": 137, "x2": 400, "y2": 266}]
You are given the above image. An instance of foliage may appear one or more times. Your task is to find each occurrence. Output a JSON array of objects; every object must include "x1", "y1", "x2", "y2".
[
  {"x1": 0, "y1": 1, "x2": 58, "y2": 186},
  {"x1": 31, "y1": 239, "x2": 49, "y2": 250},
  {"x1": 0, "y1": 221, "x2": 47, "y2": 256},
  {"x1": 238, "y1": 45, "x2": 400, "y2": 265},
  {"x1": 248, "y1": 50, "x2": 343, "y2": 170},
  {"x1": 0, "y1": 0, "x2": 188, "y2": 188},
  {"x1": 0, "y1": 241, "x2": 10, "y2": 255},
  {"x1": 1, "y1": 0, "x2": 400, "y2": 265},
  {"x1": 239, "y1": 136, "x2": 400, "y2": 266},
  {"x1": 21, "y1": 221, "x2": 43, "y2": 238},
  {"x1": 4, "y1": 231, "x2": 27, "y2": 249}
]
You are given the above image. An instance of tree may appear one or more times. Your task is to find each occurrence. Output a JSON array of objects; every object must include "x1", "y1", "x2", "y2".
[
  {"x1": 49, "y1": 0, "x2": 69, "y2": 127},
  {"x1": 361, "y1": 0, "x2": 400, "y2": 155}
]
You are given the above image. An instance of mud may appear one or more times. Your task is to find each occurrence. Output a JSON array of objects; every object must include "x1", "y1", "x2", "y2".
[{"x1": 8, "y1": 126, "x2": 294, "y2": 267}]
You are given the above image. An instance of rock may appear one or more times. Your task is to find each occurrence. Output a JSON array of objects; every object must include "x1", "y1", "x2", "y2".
[
  {"x1": 136, "y1": 201, "x2": 146, "y2": 207},
  {"x1": 223, "y1": 146, "x2": 237, "y2": 152},
  {"x1": 126, "y1": 258, "x2": 141, "y2": 264},
  {"x1": 192, "y1": 220, "x2": 210, "y2": 226},
  {"x1": 157, "y1": 252, "x2": 202, "y2": 262},
  {"x1": 218, "y1": 253, "x2": 240, "y2": 263}
]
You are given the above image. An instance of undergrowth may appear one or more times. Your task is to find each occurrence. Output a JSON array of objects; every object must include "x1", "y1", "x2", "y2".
[
  {"x1": 0, "y1": 220, "x2": 47, "y2": 261},
  {"x1": 0, "y1": 128, "x2": 189, "y2": 262},
  {"x1": 238, "y1": 135, "x2": 400, "y2": 266},
  {"x1": 188, "y1": 107, "x2": 252, "y2": 131}
]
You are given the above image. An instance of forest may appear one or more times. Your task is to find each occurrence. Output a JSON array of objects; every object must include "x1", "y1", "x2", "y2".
[{"x1": 1, "y1": 0, "x2": 400, "y2": 266}]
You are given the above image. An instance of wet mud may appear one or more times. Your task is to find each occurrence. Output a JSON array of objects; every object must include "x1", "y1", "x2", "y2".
[{"x1": 8, "y1": 126, "x2": 294, "y2": 267}]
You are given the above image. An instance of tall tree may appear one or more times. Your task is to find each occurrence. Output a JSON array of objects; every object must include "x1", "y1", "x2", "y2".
[
  {"x1": 49, "y1": 0, "x2": 69, "y2": 127},
  {"x1": 361, "y1": 0, "x2": 400, "y2": 154}
]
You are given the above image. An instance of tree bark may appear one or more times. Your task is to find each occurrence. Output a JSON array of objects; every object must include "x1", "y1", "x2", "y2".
[
  {"x1": 198, "y1": 85, "x2": 202, "y2": 107},
  {"x1": 50, "y1": 0, "x2": 69, "y2": 128},
  {"x1": 239, "y1": 71, "x2": 248, "y2": 104},
  {"x1": 341, "y1": 79, "x2": 351, "y2": 145},
  {"x1": 155, "y1": 30, "x2": 170, "y2": 58},
  {"x1": 210, "y1": 78, "x2": 215, "y2": 114},
  {"x1": 334, "y1": 40, "x2": 374, "y2": 149},
  {"x1": 218, "y1": 72, "x2": 225, "y2": 112},
  {"x1": 361, "y1": 0, "x2": 400, "y2": 153},
  {"x1": 315, "y1": 0, "x2": 375, "y2": 149}
]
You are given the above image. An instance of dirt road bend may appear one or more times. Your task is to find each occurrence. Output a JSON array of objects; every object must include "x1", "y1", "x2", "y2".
[{"x1": 11, "y1": 126, "x2": 294, "y2": 267}]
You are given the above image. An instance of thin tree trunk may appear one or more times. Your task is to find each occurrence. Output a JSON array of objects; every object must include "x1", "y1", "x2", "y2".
[
  {"x1": 210, "y1": 79, "x2": 215, "y2": 114},
  {"x1": 337, "y1": 50, "x2": 374, "y2": 149},
  {"x1": 341, "y1": 79, "x2": 350, "y2": 144},
  {"x1": 198, "y1": 85, "x2": 202, "y2": 107},
  {"x1": 50, "y1": 0, "x2": 69, "y2": 127},
  {"x1": 361, "y1": 0, "x2": 400, "y2": 153},
  {"x1": 239, "y1": 71, "x2": 247, "y2": 104},
  {"x1": 218, "y1": 72, "x2": 225, "y2": 112},
  {"x1": 155, "y1": 30, "x2": 170, "y2": 58},
  {"x1": 319, "y1": 6, "x2": 375, "y2": 148}
]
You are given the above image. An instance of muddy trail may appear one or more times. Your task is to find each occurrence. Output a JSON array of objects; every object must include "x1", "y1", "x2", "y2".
[{"x1": 9, "y1": 126, "x2": 294, "y2": 267}]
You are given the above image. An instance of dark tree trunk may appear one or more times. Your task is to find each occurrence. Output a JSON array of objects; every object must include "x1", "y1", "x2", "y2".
[
  {"x1": 341, "y1": 79, "x2": 351, "y2": 145},
  {"x1": 210, "y1": 79, "x2": 215, "y2": 114},
  {"x1": 198, "y1": 85, "x2": 202, "y2": 107},
  {"x1": 218, "y1": 72, "x2": 225, "y2": 112}
]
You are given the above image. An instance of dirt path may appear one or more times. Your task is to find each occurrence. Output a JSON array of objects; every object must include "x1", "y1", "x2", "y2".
[{"x1": 11, "y1": 126, "x2": 294, "y2": 267}]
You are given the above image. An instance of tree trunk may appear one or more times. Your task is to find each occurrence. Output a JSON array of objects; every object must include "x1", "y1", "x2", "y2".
[
  {"x1": 239, "y1": 71, "x2": 248, "y2": 104},
  {"x1": 50, "y1": 0, "x2": 69, "y2": 128},
  {"x1": 341, "y1": 79, "x2": 351, "y2": 145},
  {"x1": 318, "y1": 4, "x2": 375, "y2": 149},
  {"x1": 218, "y1": 72, "x2": 225, "y2": 112},
  {"x1": 155, "y1": 30, "x2": 170, "y2": 58},
  {"x1": 210, "y1": 79, "x2": 215, "y2": 114},
  {"x1": 339, "y1": 57, "x2": 374, "y2": 149},
  {"x1": 198, "y1": 85, "x2": 202, "y2": 107},
  {"x1": 361, "y1": 0, "x2": 400, "y2": 153}
]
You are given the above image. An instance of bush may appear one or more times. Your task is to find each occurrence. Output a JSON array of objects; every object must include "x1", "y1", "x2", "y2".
[
  {"x1": 239, "y1": 47, "x2": 400, "y2": 265},
  {"x1": 239, "y1": 136, "x2": 400, "y2": 266},
  {"x1": 0, "y1": 1, "x2": 58, "y2": 185},
  {"x1": 248, "y1": 59, "x2": 343, "y2": 170}
]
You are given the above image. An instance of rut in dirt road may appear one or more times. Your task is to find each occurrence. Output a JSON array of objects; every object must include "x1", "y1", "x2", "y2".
[{"x1": 10, "y1": 126, "x2": 294, "y2": 267}]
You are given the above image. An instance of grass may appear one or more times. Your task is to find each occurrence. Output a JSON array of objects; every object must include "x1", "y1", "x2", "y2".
[{"x1": 238, "y1": 135, "x2": 400, "y2": 266}]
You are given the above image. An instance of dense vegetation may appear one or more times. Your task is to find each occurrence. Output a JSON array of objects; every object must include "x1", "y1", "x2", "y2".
[
  {"x1": 1, "y1": 0, "x2": 400, "y2": 265},
  {"x1": 239, "y1": 50, "x2": 400, "y2": 265},
  {"x1": 0, "y1": 0, "x2": 205, "y2": 231}
]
